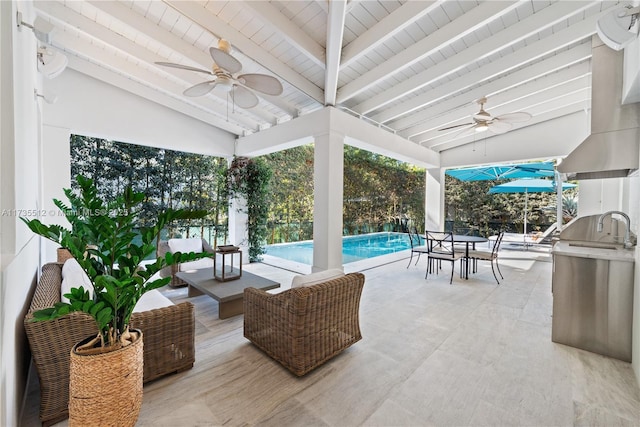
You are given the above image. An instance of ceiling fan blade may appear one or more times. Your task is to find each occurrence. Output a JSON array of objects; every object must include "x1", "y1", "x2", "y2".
[
  {"x1": 238, "y1": 73, "x2": 284, "y2": 96},
  {"x1": 438, "y1": 123, "x2": 474, "y2": 131},
  {"x1": 487, "y1": 120, "x2": 513, "y2": 134},
  {"x1": 456, "y1": 125, "x2": 481, "y2": 138},
  {"x1": 494, "y1": 112, "x2": 532, "y2": 123},
  {"x1": 183, "y1": 80, "x2": 217, "y2": 97},
  {"x1": 209, "y1": 47, "x2": 242, "y2": 74},
  {"x1": 231, "y1": 85, "x2": 259, "y2": 109},
  {"x1": 155, "y1": 62, "x2": 213, "y2": 75}
]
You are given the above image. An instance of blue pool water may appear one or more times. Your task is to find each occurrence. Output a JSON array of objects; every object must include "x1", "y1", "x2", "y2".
[{"x1": 265, "y1": 232, "x2": 410, "y2": 265}]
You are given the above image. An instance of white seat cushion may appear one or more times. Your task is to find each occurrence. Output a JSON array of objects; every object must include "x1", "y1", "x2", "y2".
[
  {"x1": 168, "y1": 238, "x2": 203, "y2": 254},
  {"x1": 61, "y1": 258, "x2": 93, "y2": 303},
  {"x1": 180, "y1": 257, "x2": 214, "y2": 272},
  {"x1": 291, "y1": 268, "x2": 345, "y2": 288},
  {"x1": 133, "y1": 289, "x2": 174, "y2": 313}
]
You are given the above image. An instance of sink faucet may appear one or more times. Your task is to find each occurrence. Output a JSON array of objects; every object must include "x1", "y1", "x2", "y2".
[{"x1": 597, "y1": 211, "x2": 633, "y2": 248}]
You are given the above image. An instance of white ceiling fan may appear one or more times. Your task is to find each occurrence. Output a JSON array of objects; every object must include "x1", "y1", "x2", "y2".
[
  {"x1": 156, "y1": 39, "x2": 283, "y2": 109},
  {"x1": 438, "y1": 97, "x2": 532, "y2": 137}
]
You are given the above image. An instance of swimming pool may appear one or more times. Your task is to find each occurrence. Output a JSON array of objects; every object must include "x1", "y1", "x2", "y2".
[{"x1": 265, "y1": 232, "x2": 411, "y2": 264}]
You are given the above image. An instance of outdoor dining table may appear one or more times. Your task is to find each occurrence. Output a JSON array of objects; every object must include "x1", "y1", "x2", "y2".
[{"x1": 452, "y1": 235, "x2": 488, "y2": 280}]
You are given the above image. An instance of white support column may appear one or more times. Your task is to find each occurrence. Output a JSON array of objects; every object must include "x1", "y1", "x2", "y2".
[
  {"x1": 425, "y1": 167, "x2": 444, "y2": 231},
  {"x1": 312, "y1": 130, "x2": 344, "y2": 272},
  {"x1": 227, "y1": 158, "x2": 250, "y2": 264}
]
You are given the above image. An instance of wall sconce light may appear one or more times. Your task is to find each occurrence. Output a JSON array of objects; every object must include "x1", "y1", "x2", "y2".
[{"x1": 16, "y1": 11, "x2": 54, "y2": 44}]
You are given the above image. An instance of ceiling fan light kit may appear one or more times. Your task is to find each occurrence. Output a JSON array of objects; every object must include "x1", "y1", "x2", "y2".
[
  {"x1": 155, "y1": 39, "x2": 283, "y2": 110},
  {"x1": 438, "y1": 97, "x2": 532, "y2": 138}
]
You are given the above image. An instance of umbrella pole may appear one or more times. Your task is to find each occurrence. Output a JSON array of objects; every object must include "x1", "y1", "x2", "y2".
[{"x1": 524, "y1": 189, "x2": 528, "y2": 239}]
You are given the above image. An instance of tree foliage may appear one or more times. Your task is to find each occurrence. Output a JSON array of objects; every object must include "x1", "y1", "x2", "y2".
[
  {"x1": 70, "y1": 135, "x2": 228, "y2": 244},
  {"x1": 262, "y1": 145, "x2": 426, "y2": 242},
  {"x1": 444, "y1": 174, "x2": 579, "y2": 236}
]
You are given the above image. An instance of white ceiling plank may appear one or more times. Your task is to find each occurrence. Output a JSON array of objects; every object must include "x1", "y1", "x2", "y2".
[
  {"x1": 165, "y1": 0, "x2": 324, "y2": 105},
  {"x1": 351, "y1": 0, "x2": 599, "y2": 115},
  {"x1": 315, "y1": 0, "x2": 329, "y2": 15},
  {"x1": 242, "y1": 1, "x2": 325, "y2": 68},
  {"x1": 340, "y1": 0, "x2": 442, "y2": 69},
  {"x1": 379, "y1": 39, "x2": 593, "y2": 128},
  {"x1": 337, "y1": 1, "x2": 521, "y2": 104},
  {"x1": 409, "y1": 70, "x2": 591, "y2": 143},
  {"x1": 324, "y1": 0, "x2": 347, "y2": 106},
  {"x1": 41, "y1": 1, "x2": 278, "y2": 126}
]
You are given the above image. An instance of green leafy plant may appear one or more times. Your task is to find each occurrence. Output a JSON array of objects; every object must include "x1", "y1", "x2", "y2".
[
  {"x1": 227, "y1": 156, "x2": 272, "y2": 262},
  {"x1": 21, "y1": 175, "x2": 208, "y2": 351}
]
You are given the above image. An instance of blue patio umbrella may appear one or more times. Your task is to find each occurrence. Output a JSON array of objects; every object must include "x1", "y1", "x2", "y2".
[
  {"x1": 489, "y1": 178, "x2": 577, "y2": 235},
  {"x1": 446, "y1": 162, "x2": 555, "y2": 181}
]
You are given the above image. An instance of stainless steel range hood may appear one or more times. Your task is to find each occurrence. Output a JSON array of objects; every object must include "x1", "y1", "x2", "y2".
[{"x1": 557, "y1": 36, "x2": 640, "y2": 180}]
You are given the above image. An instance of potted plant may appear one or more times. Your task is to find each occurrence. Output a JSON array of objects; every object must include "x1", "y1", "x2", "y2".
[{"x1": 22, "y1": 175, "x2": 208, "y2": 426}]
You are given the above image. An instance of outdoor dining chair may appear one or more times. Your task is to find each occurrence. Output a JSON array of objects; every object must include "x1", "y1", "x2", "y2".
[
  {"x1": 425, "y1": 231, "x2": 463, "y2": 284},
  {"x1": 406, "y1": 227, "x2": 429, "y2": 268},
  {"x1": 467, "y1": 231, "x2": 505, "y2": 284}
]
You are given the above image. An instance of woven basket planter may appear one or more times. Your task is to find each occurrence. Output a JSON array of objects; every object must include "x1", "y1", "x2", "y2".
[{"x1": 69, "y1": 330, "x2": 144, "y2": 427}]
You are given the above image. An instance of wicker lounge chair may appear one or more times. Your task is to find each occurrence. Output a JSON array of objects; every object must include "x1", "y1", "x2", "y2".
[
  {"x1": 244, "y1": 272, "x2": 365, "y2": 376},
  {"x1": 25, "y1": 262, "x2": 196, "y2": 427}
]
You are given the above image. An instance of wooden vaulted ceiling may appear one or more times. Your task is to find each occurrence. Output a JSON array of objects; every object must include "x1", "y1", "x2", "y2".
[{"x1": 35, "y1": 0, "x2": 624, "y2": 153}]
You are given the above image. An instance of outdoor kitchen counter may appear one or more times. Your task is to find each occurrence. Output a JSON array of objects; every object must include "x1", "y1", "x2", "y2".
[{"x1": 553, "y1": 241, "x2": 636, "y2": 262}]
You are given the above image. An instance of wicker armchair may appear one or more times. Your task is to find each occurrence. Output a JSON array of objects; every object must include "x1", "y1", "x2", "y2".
[
  {"x1": 25, "y1": 263, "x2": 196, "y2": 427},
  {"x1": 244, "y1": 272, "x2": 365, "y2": 376},
  {"x1": 157, "y1": 238, "x2": 214, "y2": 287}
]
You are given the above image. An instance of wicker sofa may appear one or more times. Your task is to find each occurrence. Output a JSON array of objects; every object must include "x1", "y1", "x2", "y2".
[
  {"x1": 157, "y1": 238, "x2": 214, "y2": 287},
  {"x1": 244, "y1": 272, "x2": 365, "y2": 376},
  {"x1": 25, "y1": 262, "x2": 196, "y2": 427}
]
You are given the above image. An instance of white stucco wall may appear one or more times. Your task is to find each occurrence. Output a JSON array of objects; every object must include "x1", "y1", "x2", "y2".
[{"x1": 1, "y1": 2, "x2": 45, "y2": 426}]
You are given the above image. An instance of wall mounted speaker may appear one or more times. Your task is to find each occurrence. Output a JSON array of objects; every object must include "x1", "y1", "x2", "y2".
[{"x1": 596, "y1": 6, "x2": 640, "y2": 51}]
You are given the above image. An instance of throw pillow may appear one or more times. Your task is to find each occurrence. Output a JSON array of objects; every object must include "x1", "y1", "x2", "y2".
[
  {"x1": 291, "y1": 268, "x2": 345, "y2": 288},
  {"x1": 168, "y1": 237, "x2": 203, "y2": 255},
  {"x1": 133, "y1": 289, "x2": 174, "y2": 313},
  {"x1": 61, "y1": 259, "x2": 93, "y2": 303}
]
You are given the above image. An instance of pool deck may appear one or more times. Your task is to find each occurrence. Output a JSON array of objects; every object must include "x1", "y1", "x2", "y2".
[{"x1": 261, "y1": 248, "x2": 411, "y2": 275}]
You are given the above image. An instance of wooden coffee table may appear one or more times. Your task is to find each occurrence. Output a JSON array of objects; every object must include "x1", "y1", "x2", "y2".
[{"x1": 175, "y1": 269, "x2": 280, "y2": 319}]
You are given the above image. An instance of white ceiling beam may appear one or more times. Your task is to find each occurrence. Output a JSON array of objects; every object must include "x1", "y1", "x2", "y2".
[
  {"x1": 351, "y1": 0, "x2": 598, "y2": 114},
  {"x1": 374, "y1": 34, "x2": 593, "y2": 126},
  {"x1": 415, "y1": 73, "x2": 591, "y2": 145},
  {"x1": 324, "y1": 0, "x2": 347, "y2": 106},
  {"x1": 340, "y1": 0, "x2": 441, "y2": 70},
  {"x1": 421, "y1": 88, "x2": 591, "y2": 150},
  {"x1": 392, "y1": 43, "x2": 592, "y2": 136},
  {"x1": 242, "y1": 1, "x2": 325, "y2": 69},
  {"x1": 83, "y1": 0, "x2": 295, "y2": 121},
  {"x1": 337, "y1": 1, "x2": 521, "y2": 104},
  {"x1": 165, "y1": 0, "x2": 324, "y2": 105}
]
